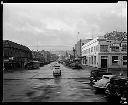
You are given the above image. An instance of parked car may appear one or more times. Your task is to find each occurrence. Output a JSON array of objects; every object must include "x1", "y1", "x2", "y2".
[
  {"x1": 25, "y1": 61, "x2": 40, "y2": 70},
  {"x1": 70, "y1": 62, "x2": 82, "y2": 69},
  {"x1": 53, "y1": 65, "x2": 61, "y2": 76},
  {"x1": 105, "y1": 76, "x2": 128, "y2": 97},
  {"x1": 120, "y1": 85, "x2": 128, "y2": 104},
  {"x1": 93, "y1": 75, "x2": 116, "y2": 91},
  {"x1": 89, "y1": 70, "x2": 112, "y2": 84}
]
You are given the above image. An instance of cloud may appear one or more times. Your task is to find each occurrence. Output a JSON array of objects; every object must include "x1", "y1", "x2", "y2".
[{"x1": 3, "y1": 3, "x2": 127, "y2": 51}]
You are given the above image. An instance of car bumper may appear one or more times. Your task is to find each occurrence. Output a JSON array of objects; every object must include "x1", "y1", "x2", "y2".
[{"x1": 93, "y1": 85, "x2": 105, "y2": 89}]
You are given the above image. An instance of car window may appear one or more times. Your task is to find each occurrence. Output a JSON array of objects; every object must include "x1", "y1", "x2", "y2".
[{"x1": 104, "y1": 76, "x2": 109, "y2": 79}]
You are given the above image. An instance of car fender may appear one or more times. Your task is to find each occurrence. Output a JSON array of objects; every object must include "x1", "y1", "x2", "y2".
[{"x1": 105, "y1": 82, "x2": 110, "y2": 88}]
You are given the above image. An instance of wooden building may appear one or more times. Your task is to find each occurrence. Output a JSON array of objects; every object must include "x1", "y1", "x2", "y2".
[{"x1": 3, "y1": 40, "x2": 32, "y2": 70}]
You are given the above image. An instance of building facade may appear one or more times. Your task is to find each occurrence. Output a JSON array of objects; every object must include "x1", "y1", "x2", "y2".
[
  {"x1": 82, "y1": 36, "x2": 127, "y2": 69},
  {"x1": 3, "y1": 40, "x2": 32, "y2": 70},
  {"x1": 75, "y1": 39, "x2": 92, "y2": 58}
]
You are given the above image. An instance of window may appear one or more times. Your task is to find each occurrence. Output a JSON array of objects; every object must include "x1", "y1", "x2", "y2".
[
  {"x1": 94, "y1": 46, "x2": 96, "y2": 52},
  {"x1": 123, "y1": 56, "x2": 127, "y2": 65},
  {"x1": 83, "y1": 58, "x2": 84, "y2": 64},
  {"x1": 82, "y1": 43, "x2": 84, "y2": 46},
  {"x1": 84, "y1": 56, "x2": 87, "y2": 64},
  {"x1": 100, "y1": 45, "x2": 108, "y2": 52},
  {"x1": 91, "y1": 47, "x2": 93, "y2": 52},
  {"x1": 111, "y1": 46, "x2": 119, "y2": 52},
  {"x1": 96, "y1": 45, "x2": 98, "y2": 52},
  {"x1": 121, "y1": 44, "x2": 127, "y2": 51},
  {"x1": 89, "y1": 57, "x2": 91, "y2": 64},
  {"x1": 112, "y1": 56, "x2": 118, "y2": 65},
  {"x1": 89, "y1": 48, "x2": 90, "y2": 53},
  {"x1": 94, "y1": 56, "x2": 96, "y2": 64},
  {"x1": 91, "y1": 56, "x2": 93, "y2": 64}
]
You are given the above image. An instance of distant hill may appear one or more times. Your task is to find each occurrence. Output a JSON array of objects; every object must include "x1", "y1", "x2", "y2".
[{"x1": 50, "y1": 50, "x2": 73, "y2": 56}]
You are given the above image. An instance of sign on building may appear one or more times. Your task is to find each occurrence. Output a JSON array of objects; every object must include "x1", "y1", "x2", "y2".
[{"x1": 110, "y1": 43, "x2": 120, "y2": 47}]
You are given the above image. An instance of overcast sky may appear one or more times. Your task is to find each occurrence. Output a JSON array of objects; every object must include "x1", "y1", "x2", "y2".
[{"x1": 3, "y1": 2, "x2": 127, "y2": 51}]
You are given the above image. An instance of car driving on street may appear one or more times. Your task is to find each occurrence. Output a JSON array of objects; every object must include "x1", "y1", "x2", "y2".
[{"x1": 53, "y1": 65, "x2": 61, "y2": 76}]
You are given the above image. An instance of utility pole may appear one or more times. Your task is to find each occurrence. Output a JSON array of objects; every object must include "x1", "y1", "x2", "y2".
[
  {"x1": 80, "y1": 39, "x2": 82, "y2": 64},
  {"x1": 77, "y1": 32, "x2": 79, "y2": 42},
  {"x1": 73, "y1": 47, "x2": 76, "y2": 59}
]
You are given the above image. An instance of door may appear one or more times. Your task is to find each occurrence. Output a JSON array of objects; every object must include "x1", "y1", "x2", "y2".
[{"x1": 101, "y1": 59, "x2": 107, "y2": 68}]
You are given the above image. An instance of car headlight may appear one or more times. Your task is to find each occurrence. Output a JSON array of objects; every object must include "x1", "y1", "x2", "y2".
[
  {"x1": 124, "y1": 102, "x2": 127, "y2": 104},
  {"x1": 93, "y1": 80, "x2": 96, "y2": 82},
  {"x1": 121, "y1": 97, "x2": 127, "y2": 100}
]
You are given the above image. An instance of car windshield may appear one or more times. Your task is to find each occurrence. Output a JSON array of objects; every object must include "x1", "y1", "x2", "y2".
[
  {"x1": 54, "y1": 66, "x2": 60, "y2": 67},
  {"x1": 99, "y1": 73, "x2": 112, "y2": 76},
  {"x1": 55, "y1": 68, "x2": 60, "y2": 69}
]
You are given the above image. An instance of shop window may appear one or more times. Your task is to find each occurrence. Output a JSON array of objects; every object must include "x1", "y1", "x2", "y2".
[
  {"x1": 112, "y1": 56, "x2": 118, "y2": 65},
  {"x1": 94, "y1": 56, "x2": 96, "y2": 64},
  {"x1": 89, "y1": 57, "x2": 91, "y2": 64},
  {"x1": 91, "y1": 56, "x2": 93, "y2": 64},
  {"x1": 83, "y1": 58, "x2": 84, "y2": 64},
  {"x1": 123, "y1": 56, "x2": 127, "y2": 65}
]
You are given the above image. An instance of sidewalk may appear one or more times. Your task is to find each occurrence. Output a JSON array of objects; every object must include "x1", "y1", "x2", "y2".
[
  {"x1": 3, "y1": 68, "x2": 26, "y2": 73},
  {"x1": 82, "y1": 65, "x2": 127, "y2": 77}
]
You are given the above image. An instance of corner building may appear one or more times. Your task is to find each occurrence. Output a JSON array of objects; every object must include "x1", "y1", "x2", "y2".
[{"x1": 82, "y1": 36, "x2": 127, "y2": 69}]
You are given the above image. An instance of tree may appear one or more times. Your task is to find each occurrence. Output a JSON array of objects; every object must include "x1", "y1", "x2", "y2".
[{"x1": 104, "y1": 31, "x2": 127, "y2": 46}]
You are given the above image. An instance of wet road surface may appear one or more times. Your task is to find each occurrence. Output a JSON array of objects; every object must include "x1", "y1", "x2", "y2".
[{"x1": 3, "y1": 62, "x2": 107, "y2": 102}]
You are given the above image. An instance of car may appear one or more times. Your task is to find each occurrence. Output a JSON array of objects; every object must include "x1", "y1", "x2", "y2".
[
  {"x1": 70, "y1": 62, "x2": 82, "y2": 69},
  {"x1": 93, "y1": 75, "x2": 116, "y2": 91},
  {"x1": 89, "y1": 70, "x2": 112, "y2": 84},
  {"x1": 105, "y1": 76, "x2": 128, "y2": 98},
  {"x1": 53, "y1": 65, "x2": 61, "y2": 76},
  {"x1": 120, "y1": 85, "x2": 128, "y2": 104},
  {"x1": 119, "y1": 79, "x2": 128, "y2": 104},
  {"x1": 25, "y1": 61, "x2": 40, "y2": 70}
]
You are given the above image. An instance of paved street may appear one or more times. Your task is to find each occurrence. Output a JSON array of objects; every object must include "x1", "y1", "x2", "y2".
[{"x1": 3, "y1": 62, "x2": 107, "y2": 102}]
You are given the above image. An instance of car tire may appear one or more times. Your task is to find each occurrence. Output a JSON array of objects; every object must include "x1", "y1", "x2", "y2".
[{"x1": 105, "y1": 83, "x2": 111, "y2": 97}]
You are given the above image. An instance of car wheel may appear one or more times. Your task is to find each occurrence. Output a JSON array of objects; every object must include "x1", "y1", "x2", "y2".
[{"x1": 105, "y1": 83, "x2": 111, "y2": 95}]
